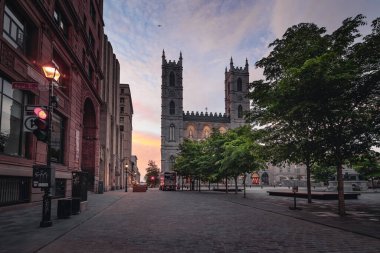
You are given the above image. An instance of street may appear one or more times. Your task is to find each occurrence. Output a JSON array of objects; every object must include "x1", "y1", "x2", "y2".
[{"x1": 1, "y1": 188, "x2": 379, "y2": 253}]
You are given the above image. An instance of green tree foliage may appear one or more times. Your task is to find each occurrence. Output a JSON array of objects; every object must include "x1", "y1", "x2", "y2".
[
  {"x1": 174, "y1": 126, "x2": 266, "y2": 194},
  {"x1": 145, "y1": 160, "x2": 160, "y2": 187},
  {"x1": 247, "y1": 14, "x2": 380, "y2": 216},
  {"x1": 351, "y1": 151, "x2": 380, "y2": 188}
]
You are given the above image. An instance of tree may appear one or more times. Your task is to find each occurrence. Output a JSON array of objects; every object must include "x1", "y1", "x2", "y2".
[
  {"x1": 145, "y1": 160, "x2": 160, "y2": 187},
  {"x1": 220, "y1": 126, "x2": 266, "y2": 196},
  {"x1": 351, "y1": 151, "x2": 380, "y2": 188},
  {"x1": 247, "y1": 15, "x2": 380, "y2": 215}
]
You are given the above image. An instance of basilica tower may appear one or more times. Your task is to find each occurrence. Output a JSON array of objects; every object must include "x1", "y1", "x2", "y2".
[
  {"x1": 225, "y1": 58, "x2": 250, "y2": 128},
  {"x1": 161, "y1": 51, "x2": 184, "y2": 172}
]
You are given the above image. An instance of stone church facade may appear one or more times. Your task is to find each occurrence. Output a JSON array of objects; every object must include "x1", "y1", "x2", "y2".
[{"x1": 161, "y1": 51, "x2": 250, "y2": 172}]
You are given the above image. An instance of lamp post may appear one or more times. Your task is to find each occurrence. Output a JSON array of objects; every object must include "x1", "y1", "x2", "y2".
[
  {"x1": 125, "y1": 164, "x2": 128, "y2": 192},
  {"x1": 40, "y1": 63, "x2": 60, "y2": 227}
]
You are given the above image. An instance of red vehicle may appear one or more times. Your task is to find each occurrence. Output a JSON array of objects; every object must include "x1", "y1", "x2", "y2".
[{"x1": 159, "y1": 172, "x2": 177, "y2": 191}]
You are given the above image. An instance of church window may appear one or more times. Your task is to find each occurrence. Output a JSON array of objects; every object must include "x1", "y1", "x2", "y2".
[
  {"x1": 170, "y1": 155, "x2": 175, "y2": 170},
  {"x1": 238, "y1": 105, "x2": 243, "y2": 118},
  {"x1": 237, "y1": 78, "x2": 242, "y2": 91},
  {"x1": 169, "y1": 101, "x2": 175, "y2": 115},
  {"x1": 189, "y1": 130, "x2": 193, "y2": 139},
  {"x1": 169, "y1": 72, "x2": 175, "y2": 86},
  {"x1": 169, "y1": 124, "x2": 175, "y2": 141}
]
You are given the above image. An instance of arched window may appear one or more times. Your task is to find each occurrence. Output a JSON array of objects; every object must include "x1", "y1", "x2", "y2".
[
  {"x1": 169, "y1": 72, "x2": 175, "y2": 86},
  {"x1": 237, "y1": 78, "x2": 242, "y2": 91},
  {"x1": 169, "y1": 124, "x2": 175, "y2": 141},
  {"x1": 169, "y1": 101, "x2": 175, "y2": 115},
  {"x1": 170, "y1": 155, "x2": 175, "y2": 170},
  {"x1": 238, "y1": 105, "x2": 243, "y2": 118}
]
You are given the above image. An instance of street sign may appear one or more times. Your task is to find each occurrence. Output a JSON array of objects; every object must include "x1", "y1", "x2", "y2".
[
  {"x1": 12, "y1": 81, "x2": 39, "y2": 90},
  {"x1": 24, "y1": 115, "x2": 38, "y2": 132},
  {"x1": 32, "y1": 165, "x2": 52, "y2": 188}
]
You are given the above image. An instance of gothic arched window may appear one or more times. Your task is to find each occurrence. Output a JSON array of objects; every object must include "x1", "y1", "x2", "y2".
[
  {"x1": 238, "y1": 105, "x2": 243, "y2": 118},
  {"x1": 169, "y1": 124, "x2": 175, "y2": 141},
  {"x1": 170, "y1": 155, "x2": 175, "y2": 170},
  {"x1": 237, "y1": 78, "x2": 242, "y2": 92},
  {"x1": 169, "y1": 101, "x2": 175, "y2": 115},
  {"x1": 169, "y1": 72, "x2": 175, "y2": 86}
]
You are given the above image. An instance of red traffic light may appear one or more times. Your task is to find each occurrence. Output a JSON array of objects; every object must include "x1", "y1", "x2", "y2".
[
  {"x1": 151, "y1": 176, "x2": 155, "y2": 180},
  {"x1": 34, "y1": 107, "x2": 47, "y2": 119}
]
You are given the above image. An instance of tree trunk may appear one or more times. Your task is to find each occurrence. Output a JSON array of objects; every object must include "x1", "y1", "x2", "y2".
[
  {"x1": 243, "y1": 174, "x2": 247, "y2": 198},
  {"x1": 225, "y1": 176, "x2": 228, "y2": 193},
  {"x1": 306, "y1": 162, "x2": 312, "y2": 204},
  {"x1": 208, "y1": 181, "x2": 211, "y2": 191},
  {"x1": 181, "y1": 176, "x2": 184, "y2": 191},
  {"x1": 337, "y1": 163, "x2": 346, "y2": 216},
  {"x1": 234, "y1": 176, "x2": 238, "y2": 194},
  {"x1": 198, "y1": 178, "x2": 201, "y2": 192}
]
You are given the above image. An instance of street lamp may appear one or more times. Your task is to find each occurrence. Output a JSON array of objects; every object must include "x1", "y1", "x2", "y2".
[
  {"x1": 125, "y1": 164, "x2": 128, "y2": 192},
  {"x1": 40, "y1": 63, "x2": 60, "y2": 227}
]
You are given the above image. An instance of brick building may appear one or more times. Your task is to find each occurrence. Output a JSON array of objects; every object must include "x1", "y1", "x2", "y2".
[{"x1": 0, "y1": 0, "x2": 105, "y2": 206}]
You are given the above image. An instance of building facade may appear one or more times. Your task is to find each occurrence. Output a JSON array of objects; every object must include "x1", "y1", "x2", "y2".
[
  {"x1": 0, "y1": 0, "x2": 113, "y2": 206},
  {"x1": 119, "y1": 83, "x2": 133, "y2": 189},
  {"x1": 161, "y1": 51, "x2": 250, "y2": 172},
  {"x1": 99, "y1": 34, "x2": 125, "y2": 192}
]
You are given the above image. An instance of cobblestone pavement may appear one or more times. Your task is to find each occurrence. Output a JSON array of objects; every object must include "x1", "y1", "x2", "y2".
[{"x1": 1, "y1": 188, "x2": 379, "y2": 253}]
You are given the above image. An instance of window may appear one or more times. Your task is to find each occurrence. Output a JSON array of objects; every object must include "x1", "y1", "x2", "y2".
[
  {"x1": 88, "y1": 30, "x2": 95, "y2": 49},
  {"x1": 169, "y1": 72, "x2": 175, "y2": 86},
  {"x1": 170, "y1": 156, "x2": 175, "y2": 170},
  {"x1": 169, "y1": 124, "x2": 175, "y2": 141},
  {"x1": 53, "y1": 6, "x2": 68, "y2": 36},
  {"x1": 120, "y1": 117, "x2": 124, "y2": 123},
  {"x1": 53, "y1": 50, "x2": 69, "y2": 95},
  {"x1": 237, "y1": 78, "x2": 242, "y2": 92},
  {"x1": 3, "y1": 5, "x2": 24, "y2": 49},
  {"x1": 0, "y1": 77, "x2": 26, "y2": 156},
  {"x1": 120, "y1": 98, "x2": 125, "y2": 104},
  {"x1": 120, "y1": 107, "x2": 124, "y2": 113},
  {"x1": 90, "y1": 1, "x2": 96, "y2": 23},
  {"x1": 51, "y1": 114, "x2": 65, "y2": 163},
  {"x1": 238, "y1": 105, "x2": 243, "y2": 118},
  {"x1": 203, "y1": 127, "x2": 210, "y2": 138},
  {"x1": 169, "y1": 101, "x2": 175, "y2": 115},
  {"x1": 189, "y1": 130, "x2": 193, "y2": 139},
  {"x1": 121, "y1": 89, "x2": 124, "y2": 94},
  {"x1": 120, "y1": 125, "x2": 124, "y2": 131},
  {"x1": 88, "y1": 64, "x2": 93, "y2": 81}
]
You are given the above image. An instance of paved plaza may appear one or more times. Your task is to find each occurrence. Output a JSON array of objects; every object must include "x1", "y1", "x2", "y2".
[{"x1": 0, "y1": 187, "x2": 379, "y2": 253}]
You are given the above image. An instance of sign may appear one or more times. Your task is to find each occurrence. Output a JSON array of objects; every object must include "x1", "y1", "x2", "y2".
[
  {"x1": 12, "y1": 81, "x2": 39, "y2": 90},
  {"x1": 32, "y1": 165, "x2": 52, "y2": 188},
  {"x1": 24, "y1": 116, "x2": 38, "y2": 132}
]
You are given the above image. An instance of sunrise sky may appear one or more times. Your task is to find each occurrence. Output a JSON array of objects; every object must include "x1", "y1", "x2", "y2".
[{"x1": 103, "y1": 0, "x2": 379, "y2": 180}]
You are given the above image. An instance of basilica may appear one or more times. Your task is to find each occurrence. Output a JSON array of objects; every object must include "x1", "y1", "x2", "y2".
[{"x1": 160, "y1": 51, "x2": 250, "y2": 172}]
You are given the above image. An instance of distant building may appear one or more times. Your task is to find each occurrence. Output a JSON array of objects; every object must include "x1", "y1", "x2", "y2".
[
  {"x1": 130, "y1": 155, "x2": 139, "y2": 185},
  {"x1": 119, "y1": 83, "x2": 133, "y2": 187},
  {"x1": 161, "y1": 51, "x2": 249, "y2": 172}
]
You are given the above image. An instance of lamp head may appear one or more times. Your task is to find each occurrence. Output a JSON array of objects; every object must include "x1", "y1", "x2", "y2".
[{"x1": 42, "y1": 63, "x2": 61, "y2": 82}]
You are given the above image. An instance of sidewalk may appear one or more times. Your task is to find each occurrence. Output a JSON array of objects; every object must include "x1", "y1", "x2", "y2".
[
  {"x1": 209, "y1": 186, "x2": 380, "y2": 239},
  {"x1": 0, "y1": 191, "x2": 126, "y2": 253}
]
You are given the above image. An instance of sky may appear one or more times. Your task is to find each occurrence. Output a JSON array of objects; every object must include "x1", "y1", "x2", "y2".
[{"x1": 103, "y1": 0, "x2": 380, "y2": 180}]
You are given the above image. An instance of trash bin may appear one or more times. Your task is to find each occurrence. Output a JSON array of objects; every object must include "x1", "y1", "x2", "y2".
[
  {"x1": 57, "y1": 199, "x2": 72, "y2": 219},
  {"x1": 71, "y1": 198, "x2": 81, "y2": 215}
]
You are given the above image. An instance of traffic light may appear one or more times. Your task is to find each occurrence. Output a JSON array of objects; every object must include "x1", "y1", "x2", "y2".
[{"x1": 32, "y1": 107, "x2": 48, "y2": 142}]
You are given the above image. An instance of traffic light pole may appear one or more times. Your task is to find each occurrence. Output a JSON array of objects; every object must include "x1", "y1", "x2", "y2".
[{"x1": 40, "y1": 80, "x2": 53, "y2": 227}]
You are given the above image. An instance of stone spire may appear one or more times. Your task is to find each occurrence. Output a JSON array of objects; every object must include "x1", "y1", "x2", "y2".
[
  {"x1": 230, "y1": 57, "x2": 234, "y2": 70},
  {"x1": 245, "y1": 58, "x2": 249, "y2": 71},
  {"x1": 179, "y1": 51, "x2": 182, "y2": 65},
  {"x1": 162, "y1": 49, "x2": 166, "y2": 64}
]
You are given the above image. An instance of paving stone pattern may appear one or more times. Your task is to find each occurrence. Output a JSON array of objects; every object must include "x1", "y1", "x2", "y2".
[{"x1": 1, "y1": 188, "x2": 379, "y2": 253}]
